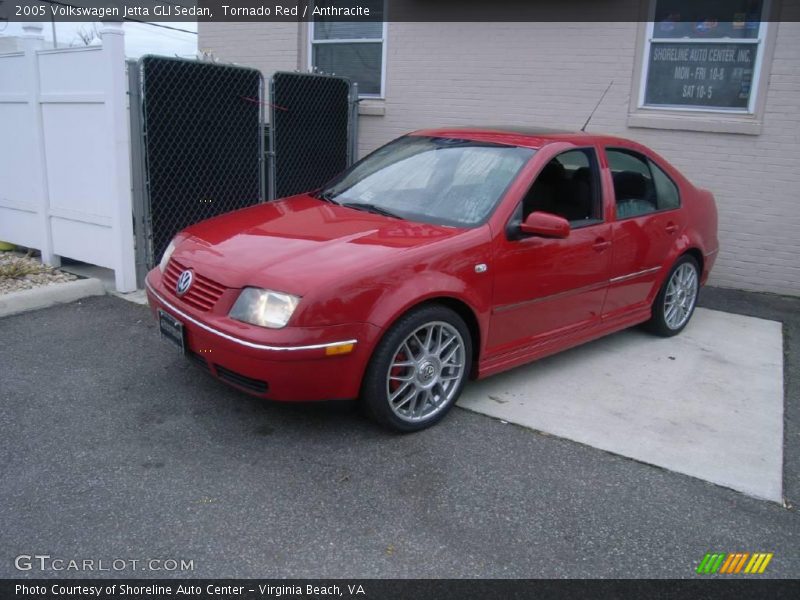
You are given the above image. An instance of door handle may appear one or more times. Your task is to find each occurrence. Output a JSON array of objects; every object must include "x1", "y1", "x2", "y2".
[
  {"x1": 665, "y1": 222, "x2": 678, "y2": 234},
  {"x1": 593, "y1": 238, "x2": 611, "y2": 252}
]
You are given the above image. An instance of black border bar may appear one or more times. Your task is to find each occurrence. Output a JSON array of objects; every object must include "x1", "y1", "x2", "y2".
[
  {"x1": 3, "y1": 579, "x2": 800, "y2": 600},
  {"x1": 2, "y1": 0, "x2": 800, "y2": 23}
]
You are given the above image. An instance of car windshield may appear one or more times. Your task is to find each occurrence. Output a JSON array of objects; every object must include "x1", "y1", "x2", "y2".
[{"x1": 318, "y1": 136, "x2": 535, "y2": 227}]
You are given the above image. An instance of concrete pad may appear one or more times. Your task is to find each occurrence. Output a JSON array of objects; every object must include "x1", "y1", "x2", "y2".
[
  {"x1": 0, "y1": 278, "x2": 105, "y2": 318},
  {"x1": 458, "y1": 308, "x2": 784, "y2": 502}
]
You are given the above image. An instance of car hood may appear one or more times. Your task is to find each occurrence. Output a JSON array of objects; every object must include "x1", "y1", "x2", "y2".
[{"x1": 172, "y1": 194, "x2": 466, "y2": 295}]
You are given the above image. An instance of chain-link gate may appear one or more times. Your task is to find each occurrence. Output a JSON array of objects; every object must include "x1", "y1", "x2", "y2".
[
  {"x1": 129, "y1": 64, "x2": 358, "y2": 286},
  {"x1": 268, "y1": 72, "x2": 359, "y2": 200},
  {"x1": 129, "y1": 56, "x2": 264, "y2": 284}
]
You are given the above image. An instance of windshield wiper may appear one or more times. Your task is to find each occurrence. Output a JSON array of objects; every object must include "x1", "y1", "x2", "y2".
[
  {"x1": 315, "y1": 190, "x2": 340, "y2": 204},
  {"x1": 340, "y1": 202, "x2": 405, "y2": 220}
]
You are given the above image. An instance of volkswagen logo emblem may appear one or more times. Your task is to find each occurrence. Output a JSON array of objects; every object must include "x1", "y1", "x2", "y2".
[
  {"x1": 419, "y1": 362, "x2": 436, "y2": 382},
  {"x1": 176, "y1": 269, "x2": 193, "y2": 296}
]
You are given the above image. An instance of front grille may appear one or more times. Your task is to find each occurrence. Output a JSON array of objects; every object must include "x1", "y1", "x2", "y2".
[
  {"x1": 164, "y1": 259, "x2": 227, "y2": 311},
  {"x1": 215, "y1": 365, "x2": 269, "y2": 395}
]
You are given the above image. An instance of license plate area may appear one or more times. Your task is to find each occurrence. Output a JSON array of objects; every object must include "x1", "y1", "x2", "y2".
[{"x1": 158, "y1": 309, "x2": 185, "y2": 354}]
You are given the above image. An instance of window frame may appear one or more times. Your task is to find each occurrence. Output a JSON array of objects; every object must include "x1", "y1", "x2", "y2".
[
  {"x1": 307, "y1": 12, "x2": 388, "y2": 99},
  {"x1": 628, "y1": 0, "x2": 778, "y2": 135},
  {"x1": 508, "y1": 146, "x2": 605, "y2": 237},
  {"x1": 648, "y1": 158, "x2": 681, "y2": 211},
  {"x1": 605, "y1": 147, "x2": 681, "y2": 221}
]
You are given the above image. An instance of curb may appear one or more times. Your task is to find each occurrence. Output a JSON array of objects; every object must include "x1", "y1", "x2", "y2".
[
  {"x1": 0, "y1": 278, "x2": 106, "y2": 318},
  {"x1": 110, "y1": 289, "x2": 149, "y2": 306}
]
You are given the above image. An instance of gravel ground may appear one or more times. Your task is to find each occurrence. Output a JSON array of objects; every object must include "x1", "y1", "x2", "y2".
[{"x1": 0, "y1": 251, "x2": 77, "y2": 295}]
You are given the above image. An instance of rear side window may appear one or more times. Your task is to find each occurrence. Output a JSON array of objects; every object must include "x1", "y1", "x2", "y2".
[
  {"x1": 607, "y1": 149, "x2": 657, "y2": 219},
  {"x1": 607, "y1": 148, "x2": 680, "y2": 218},
  {"x1": 650, "y1": 161, "x2": 680, "y2": 210}
]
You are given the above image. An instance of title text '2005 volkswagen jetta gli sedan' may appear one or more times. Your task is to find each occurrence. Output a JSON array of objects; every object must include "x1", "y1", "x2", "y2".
[{"x1": 146, "y1": 127, "x2": 718, "y2": 431}]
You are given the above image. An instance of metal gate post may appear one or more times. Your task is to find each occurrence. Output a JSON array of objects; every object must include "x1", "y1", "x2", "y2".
[
  {"x1": 267, "y1": 76, "x2": 277, "y2": 201},
  {"x1": 348, "y1": 82, "x2": 359, "y2": 166},
  {"x1": 127, "y1": 59, "x2": 152, "y2": 288},
  {"x1": 258, "y1": 73, "x2": 266, "y2": 203}
]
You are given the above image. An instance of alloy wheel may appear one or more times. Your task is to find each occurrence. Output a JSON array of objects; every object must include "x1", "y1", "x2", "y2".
[
  {"x1": 385, "y1": 321, "x2": 466, "y2": 423},
  {"x1": 664, "y1": 262, "x2": 698, "y2": 330}
]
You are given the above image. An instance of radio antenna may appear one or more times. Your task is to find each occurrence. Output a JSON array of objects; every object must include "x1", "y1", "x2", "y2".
[{"x1": 581, "y1": 80, "x2": 614, "y2": 132}]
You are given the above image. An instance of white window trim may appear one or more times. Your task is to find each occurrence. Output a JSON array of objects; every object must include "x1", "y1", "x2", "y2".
[
  {"x1": 307, "y1": 19, "x2": 388, "y2": 99},
  {"x1": 628, "y1": 0, "x2": 778, "y2": 135}
]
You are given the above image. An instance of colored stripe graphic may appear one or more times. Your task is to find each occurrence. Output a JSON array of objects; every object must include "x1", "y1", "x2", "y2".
[
  {"x1": 719, "y1": 553, "x2": 749, "y2": 574},
  {"x1": 698, "y1": 552, "x2": 773, "y2": 574},
  {"x1": 744, "y1": 553, "x2": 774, "y2": 574},
  {"x1": 697, "y1": 553, "x2": 726, "y2": 574}
]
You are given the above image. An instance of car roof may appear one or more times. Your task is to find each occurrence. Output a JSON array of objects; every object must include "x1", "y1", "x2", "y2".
[{"x1": 410, "y1": 126, "x2": 631, "y2": 150}]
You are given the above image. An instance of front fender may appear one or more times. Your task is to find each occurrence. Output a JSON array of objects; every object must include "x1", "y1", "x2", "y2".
[
  {"x1": 365, "y1": 270, "x2": 490, "y2": 340},
  {"x1": 297, "y1": 230, "x2": 493, "y2": 356}
]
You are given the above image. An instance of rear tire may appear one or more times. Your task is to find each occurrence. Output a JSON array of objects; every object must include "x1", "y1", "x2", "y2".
[
  {"x1": 361, "y1": 304, "x2": 472, "y2": 432},
  {"x1": 647, "y1": 255, "x2": 700, "y2": 337}
]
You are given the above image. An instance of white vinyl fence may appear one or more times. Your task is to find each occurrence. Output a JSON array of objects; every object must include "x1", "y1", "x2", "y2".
[{"x1": 0, "y1": 23, "x2": 136, "y2": 292}]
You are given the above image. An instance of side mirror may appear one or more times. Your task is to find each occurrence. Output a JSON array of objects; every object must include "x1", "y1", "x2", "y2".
[{"x1": 519, "y1": 211, "x2": 570, "y2": 239}]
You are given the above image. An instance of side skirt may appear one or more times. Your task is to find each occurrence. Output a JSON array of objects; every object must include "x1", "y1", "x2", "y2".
[{"x1": 477, "y1": 305, "x2": 653, "y2": 379}]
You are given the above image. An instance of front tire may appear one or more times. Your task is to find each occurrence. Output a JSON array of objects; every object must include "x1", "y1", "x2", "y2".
[
  {"x1": 361, "y1": 304, "x2": 472, "y2": 432},
  {"x1": 647, "y1": 255, "x2": 700, "y2": 337}
]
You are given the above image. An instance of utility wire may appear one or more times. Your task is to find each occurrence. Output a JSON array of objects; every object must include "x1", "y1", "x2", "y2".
[{"x1": 126, "y1": 20, "x2": 197, "y2": 35}]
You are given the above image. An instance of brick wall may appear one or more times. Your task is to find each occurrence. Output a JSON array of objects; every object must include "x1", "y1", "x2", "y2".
[
  {"x1": 198, "y1": 18, "x2": 800, "y2": 296},
  {"x1": 197, "y1": 21, "x2": 301, "y2": 94}
]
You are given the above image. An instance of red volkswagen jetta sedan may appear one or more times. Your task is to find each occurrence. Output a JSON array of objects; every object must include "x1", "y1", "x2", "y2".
[{"x1": 146, "y1": 127, "x2": 718, "y2": 431}]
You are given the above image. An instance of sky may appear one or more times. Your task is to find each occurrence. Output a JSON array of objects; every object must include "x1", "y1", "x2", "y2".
[{"x1": 0, "y1": 20, "x2": 198, "y2": 58}]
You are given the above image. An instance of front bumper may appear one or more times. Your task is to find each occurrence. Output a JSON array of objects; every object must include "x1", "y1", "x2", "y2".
[{"x1": 145, "y1": 269, "x2": 381, "y2": 402}]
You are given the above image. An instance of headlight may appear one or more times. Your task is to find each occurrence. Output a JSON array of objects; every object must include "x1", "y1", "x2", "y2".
[
  {"x1": 229, "y1": 288, "x2": 300, "y2": 329},
  {"x1": 159, "y1": 240, "x2": 176, "y2": 272}
]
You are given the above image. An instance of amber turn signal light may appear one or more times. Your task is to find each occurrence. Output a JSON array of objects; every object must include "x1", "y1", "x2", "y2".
[{"x1": 325, "y1": 343, "x2": 355, "y2": 356}]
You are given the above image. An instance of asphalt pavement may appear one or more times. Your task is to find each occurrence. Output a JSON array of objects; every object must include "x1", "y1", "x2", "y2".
[{"x1": 1, "y1": 289, "x2": 798, "y2": 578}]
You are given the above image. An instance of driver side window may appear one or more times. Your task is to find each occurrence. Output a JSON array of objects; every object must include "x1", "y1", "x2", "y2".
[{"x1": 520, "y1": 149, "x2": 602, "y2": 226}]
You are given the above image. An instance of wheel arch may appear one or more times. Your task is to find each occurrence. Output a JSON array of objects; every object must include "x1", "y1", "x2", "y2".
[
  {"x1": 682, "y1": 247, "x2": 704, "y2": 276},
  {"x1": 424, "y1": 296, "x2": 482, "y2": 376},
  {"x1": 647, "y1": 244, "x2": 706, "y2": 307},
  {"x1": 377, "y1": 295, "x2": 483, "y2": 378},
  {"x1": 647, "y1": 248, "x2": 702, "y2": 336}
]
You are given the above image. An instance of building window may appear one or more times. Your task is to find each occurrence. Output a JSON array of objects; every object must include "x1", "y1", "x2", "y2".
[
  {"x1": 638, "y1": 0, "x2": 770, "y2": 114},
  {"x1": 309, "y1": 1, "x2": 386, "y2": 97}
]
